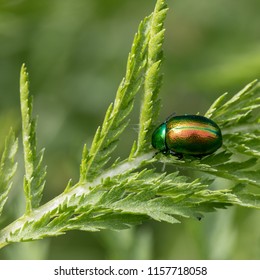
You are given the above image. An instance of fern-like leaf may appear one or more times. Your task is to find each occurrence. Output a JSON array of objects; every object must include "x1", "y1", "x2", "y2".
[
  {"x1": 20, "y1": 64, "x2": 46, "y2": 212},
  {"x1": 81, "y1": 2, "x2": 165, "y2": 181},
  {"x1": 136, "y1": 0, "x2": 168, "y2": 154},
  {"x1": 0, "y1": 129, "x2": 18, "y2": 217}
]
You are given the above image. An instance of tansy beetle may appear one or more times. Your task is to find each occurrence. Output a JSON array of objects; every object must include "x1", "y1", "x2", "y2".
[{"x1": 152, "y1": 114, "x2": 222, "y2": 159}]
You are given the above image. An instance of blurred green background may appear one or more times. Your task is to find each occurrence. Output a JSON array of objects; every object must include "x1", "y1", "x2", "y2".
[{"x1": 0, "y1": 0, "x2": 260, "y2": 259}]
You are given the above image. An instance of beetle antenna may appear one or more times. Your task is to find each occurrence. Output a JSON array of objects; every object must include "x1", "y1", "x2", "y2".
[{"x1": 166, "y1": 112, "x2": 176, "y2": 121}]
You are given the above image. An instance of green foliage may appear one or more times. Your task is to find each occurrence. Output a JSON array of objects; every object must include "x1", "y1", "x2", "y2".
[
  {"x1": 81, "y1": 0, "x2": 168, "y2": 181},
  {"x1": 136, "y1": 0, "x2": 167, "y2": 154},
  {"x1": 0, "y1": 0, "x2": 259, "y2": 250},
  {"x1": 20, "y1": 64, "x2": 46, "y2": 212},
  {"x1": 0, "y1": 130, "x2": 18, "y2": 217}
]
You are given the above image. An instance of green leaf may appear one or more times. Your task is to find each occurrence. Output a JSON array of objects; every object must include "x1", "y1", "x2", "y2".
[
  {"x1": 136, "y1": 0, "x2": 168, "y2": 154},
  {"x1": 205, "y1": 79, "x2": 260, "y2": 127},
  {"x1": 20, "y1": 64, "x2": 46, "y2": 212},
  {"x1": 80, "y1": 12, "x2": 153, "y2": 182},
  {"x1": 0, "y1": 129, "x2": 18, "y2": 217}
]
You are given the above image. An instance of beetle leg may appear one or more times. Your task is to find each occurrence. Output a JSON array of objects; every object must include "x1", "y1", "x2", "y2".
[{"x1": 169, "y1": 150, "x2": 183, "y2": 160}]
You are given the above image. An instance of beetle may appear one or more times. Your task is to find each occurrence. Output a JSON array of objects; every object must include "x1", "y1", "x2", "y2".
[{"x1": 152, "y1": 114, "x2": 222, "y2": 158}]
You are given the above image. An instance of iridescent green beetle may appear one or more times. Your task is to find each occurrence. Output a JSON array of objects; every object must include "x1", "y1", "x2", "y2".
[{"x1": 152, "y1": 115, "x2": 222, "y2": 158}]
